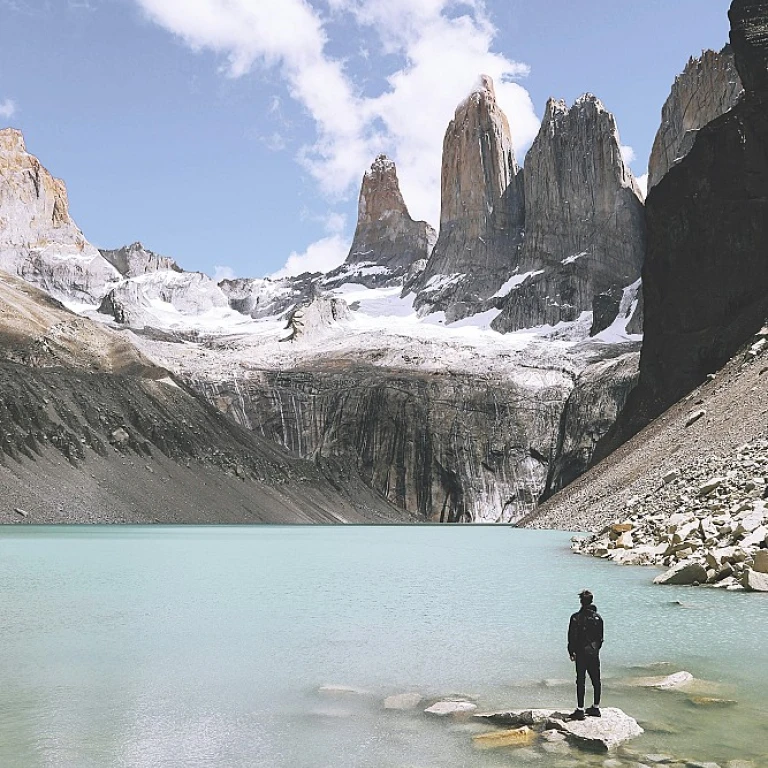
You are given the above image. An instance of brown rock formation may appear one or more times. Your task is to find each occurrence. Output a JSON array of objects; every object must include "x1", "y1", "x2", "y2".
[
  {"x1": 412, "y1": 75, "x2": 525, "y2": 320},
  {"x1": 324, "y1": 155, "x2": 435, "y2": 288}
]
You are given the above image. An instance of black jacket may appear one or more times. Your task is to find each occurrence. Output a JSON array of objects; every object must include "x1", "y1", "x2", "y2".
[{"x1": 568, "y1": 604, "x2": 604, "y2": 657}]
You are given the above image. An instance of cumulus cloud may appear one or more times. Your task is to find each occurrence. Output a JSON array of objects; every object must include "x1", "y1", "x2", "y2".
[
  {"x1": 213, "y1": 265, "x2": 236, "y2": 282},
  {"x1": 620, "y1": 144, "x2": 636, "y2": 165},
  {"x1": 270, "y1": 234, "x2": 349, "y2": 279},
  {"x1": 133, "y1": 0, "x2": 540, "y2": 271},
  {"x1": 0, "y1": 99, "x2": 16, "y2": 119}
]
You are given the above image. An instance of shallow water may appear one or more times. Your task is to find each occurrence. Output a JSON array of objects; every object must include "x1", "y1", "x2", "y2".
[{"x1": 0, "y1": 526, "x2": 766, "y2": 767}]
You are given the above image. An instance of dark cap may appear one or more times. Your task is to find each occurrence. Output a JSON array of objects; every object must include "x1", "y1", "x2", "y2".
[{"x1": 579, "y1": 589, "x2": 593, "y2": 604}]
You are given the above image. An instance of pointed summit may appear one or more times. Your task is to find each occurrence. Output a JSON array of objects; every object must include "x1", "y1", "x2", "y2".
[
  {"x1": 648, "y1": 47, "x2": 744, "y2": 190},
  {"x1": 345, "y1": 154, "x2": 435, "y2": 271},
  {"x1": 412, "y1": 74, "x2": 525, "y2": 321},
  {"x1": 493, "y1": 93, "x2": 646, "y2": 333},
  {"x1": 323, "y1": 155, "x2": 435, "y2": 289}
]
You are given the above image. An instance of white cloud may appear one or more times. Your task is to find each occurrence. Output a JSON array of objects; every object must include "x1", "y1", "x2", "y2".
[
  {"x1": 636, "y1": 172, "x2": 648, "y2": 200},
  {"x1": 213, "y1": 265, "x2": 236, "y2": 281},
  {"x1": 0, "y1": 99, "x2": 16, "y2": 119},
  {"x1": 620, "y1": 144, "x2": 636, "y2": 165},
  {"x1": 133, "y1": 0, "x2": 541, "y2": 258},
  {"x1": 324, "y1": 212, "x2": 346, "y2": 234},
  {"x1": 270, "y1": 234, "x2": 349, "y2": 279}
]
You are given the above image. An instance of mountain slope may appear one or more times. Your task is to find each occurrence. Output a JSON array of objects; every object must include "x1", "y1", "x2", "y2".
[{"x1": 0, "y1": 271, "x2": 406, "y2": 523}]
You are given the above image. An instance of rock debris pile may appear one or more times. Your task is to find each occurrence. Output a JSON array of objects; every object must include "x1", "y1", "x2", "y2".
[{"x1": 573, "y1": 437, "x2": 768, "y2": 591}]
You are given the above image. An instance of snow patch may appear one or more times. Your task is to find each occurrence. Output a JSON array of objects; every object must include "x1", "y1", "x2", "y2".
[{"x1": 491, "y1": 270, "x2": 544, "y2": 298}]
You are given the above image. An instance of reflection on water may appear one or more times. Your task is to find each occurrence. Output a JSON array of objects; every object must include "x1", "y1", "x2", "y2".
[{"x1": 0, "y1": 526, "x2": 766, "y2": 767}]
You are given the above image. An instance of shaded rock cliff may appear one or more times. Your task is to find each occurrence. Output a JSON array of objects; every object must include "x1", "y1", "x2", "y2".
[
  {"x1": 543, "y1": 350, "x2": 640, "y2": 500},
  {"x1": 492, "y1": 95, "x2": 646, "y2": 333},
  {"x1": 324, "y1": 155, "x2": 435, "y2": 289},
  {"x1": 412, "y1": 76, "x2": 525, "y2": 321},
  {"x1": 648, "y1": 46, "x2": 744, "y2": 191},
  {"x1": 0, "y1": 129, "x2": 119, "y2": 303},
  {"x1": 597, "y1": 0, "x2": 768, "y2": 455},
  {"x1": 195, "y1": 365, "x2": 573, "y2": 523}
]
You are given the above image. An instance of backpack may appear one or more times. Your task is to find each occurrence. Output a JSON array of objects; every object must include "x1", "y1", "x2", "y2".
[{"x1": 577, "y1": 610, "x2": 602, "y2": 657}]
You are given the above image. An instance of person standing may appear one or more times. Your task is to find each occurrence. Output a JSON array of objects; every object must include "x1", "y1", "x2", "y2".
[{"x1": 567, "y1": 589, "x2": 603, "y2": 720}]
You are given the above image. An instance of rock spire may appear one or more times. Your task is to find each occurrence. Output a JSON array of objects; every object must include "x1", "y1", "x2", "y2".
[
  {"x1": 324, "y1": 155, "x2": 435, "y2": 289},
  {"x1": 412, "y1": 75, "x2": 525, "y2": 320},
  {"x1": 492, "y1": 94, "x2": 646, "y2": 333}
]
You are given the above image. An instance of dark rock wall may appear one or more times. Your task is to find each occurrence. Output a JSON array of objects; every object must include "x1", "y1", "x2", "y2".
[
  {"x1": 195, "y1": 367, "x2": 573, "y2": 522},
  {"x1": 598, "y1": 0, "x2": 768, "y2": 454}
]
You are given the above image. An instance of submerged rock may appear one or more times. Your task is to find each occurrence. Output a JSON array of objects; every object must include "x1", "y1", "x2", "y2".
[
  {"x1": 472, "y1": 725, "x2": 537, "y2": 750},
  {"x1": 424, "y1": 700, "x2": 478, "y2": 716},
  {"x1": 383, "y1": 692, "x2": 422, "y2": 710}
]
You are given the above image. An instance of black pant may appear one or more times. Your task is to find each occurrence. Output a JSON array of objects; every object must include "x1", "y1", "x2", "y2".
[{"x1": 575, "y1": 653, "x2": 601, "y2": 708}]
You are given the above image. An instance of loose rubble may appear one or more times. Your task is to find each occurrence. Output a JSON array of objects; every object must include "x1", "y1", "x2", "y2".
[{"x1": 572, "y1": 438, "x2": 768, "y2": 591}]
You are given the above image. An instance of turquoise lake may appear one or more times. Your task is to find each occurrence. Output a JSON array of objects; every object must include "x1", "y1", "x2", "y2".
[{"x1": 0, "y1": 526, "x2": 766, "y2": 767}]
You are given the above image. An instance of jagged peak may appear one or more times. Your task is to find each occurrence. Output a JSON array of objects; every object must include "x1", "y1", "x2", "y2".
[
  {"x1": 365, "y1": 154, "x2": 396, "y2": 178},
  {"x1": 0, "y1": 127, "x2": 26, "y2": 153}
]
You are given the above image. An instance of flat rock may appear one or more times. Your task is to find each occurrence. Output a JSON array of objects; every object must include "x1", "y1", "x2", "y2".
[
  {"x1": 472, "y1": 726, "x2": 537, "y2": 750},
  {"x1": 424, "y1": 700, "x2": 478, "y2": 716},
  {"x1": 383, "y1": 692, "x2": 422, "y2": 710},
  {"x1": 546, "y1": 707, "x2": 643, "y2": 752},
  {"x1": 475, "y1": 708, "x2": 564, "y2": 727}
]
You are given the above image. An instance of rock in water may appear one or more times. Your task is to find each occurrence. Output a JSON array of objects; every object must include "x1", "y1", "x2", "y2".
[
  {"x1": 472, "y1": 726, "x2": 537, "y2": 749},
  {"x1": 0, "y1": 128, "x2": 120, "y2": 303},
  {"x1": 653, "y1": 561, "x2": 709, "y2": 585},
  {"x1": 604, "y1": 0, "x2": 768, "y2": 449},
  {"x1": 424, "y1": 700, "x2": 478, "y2": 716},
  {"x1": 546, "y1": 708, "x2": 643, "y2": 752},
  {"x1": 648, "y1": 46, "x2": 744, "y2": 190},
  {"x1": 383, "y1": 692, "x2": 422, "y2": 710},
  {"x1": 324, "y1": 155, "x2": 435, "y2": 289},
  {"x1": 412, "y1": 75, "x2": 525, "y2": 321},
  {"x1": 492, "y1": 95, "x2": 645, "y2": 333},
  {"x1": 100, "y1": 242, "x2": 182, "y2": 278},
  {"x1": 741, "y1": 568, "x2": 768, "y2": 591}
]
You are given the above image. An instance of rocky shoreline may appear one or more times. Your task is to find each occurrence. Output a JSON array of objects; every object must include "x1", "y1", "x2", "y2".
[{"x1": 571, "y1": 436, "x2": 768, "y2": 591}]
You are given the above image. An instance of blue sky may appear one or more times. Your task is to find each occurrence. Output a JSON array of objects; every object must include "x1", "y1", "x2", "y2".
[{"x1": 0, "y1": 0, "x2": 732, "y2": 279}]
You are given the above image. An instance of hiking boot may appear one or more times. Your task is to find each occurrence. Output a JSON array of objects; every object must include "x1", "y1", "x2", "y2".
[
  {"x1": 585, "y1": 706, "x2": 601, "y2": 717},
  {"x1": 568, "y1": 709, "x2": 586, "y2": 720}
]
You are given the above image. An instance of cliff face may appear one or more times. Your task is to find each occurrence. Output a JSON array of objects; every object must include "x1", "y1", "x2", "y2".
[
  {"x1": 492, "y1": 95, "x2": 646, "y2": 333},
  {"x1": 0, "y1": 129, "x2": 119, "y2": 303},
  {"x1": 600, "y1": 0, "x2": 768, "y2": 451},
  {"x1": 543, "y1": 351, "x2": 640, "y2": 499},
  {"x1": 648, "y1": 47, "x2": 744, "y2": 190},
  {"x1": 412, "y1": 76, "x2": 525, "y2": 321},
  {"x1": 324, "y1": 156, "x2": 435, "y2": 289},
  {"x1": 195, "y1": 365, "x2": 571, "y2": 522},
  {"x1": 100, "y1": 242, "x2": 182, "y2": 278}
]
